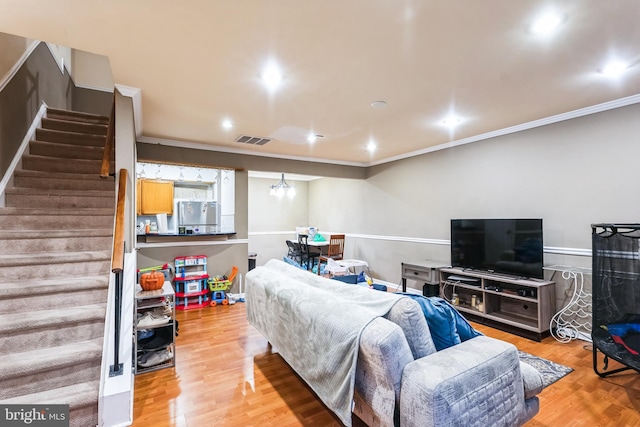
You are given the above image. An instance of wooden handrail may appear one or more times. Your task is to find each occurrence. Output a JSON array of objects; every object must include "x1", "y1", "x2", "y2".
[
  {"x1": 111, "y1": 168, "x2": 127, "y2": 273},
  {"x1": 101, "y1": 93, "x2": 116, "y2": 178}
]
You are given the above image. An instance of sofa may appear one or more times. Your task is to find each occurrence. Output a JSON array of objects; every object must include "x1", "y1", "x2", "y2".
[{"x1": 246, "y1": 259, "x2": 542, "y2": 427}]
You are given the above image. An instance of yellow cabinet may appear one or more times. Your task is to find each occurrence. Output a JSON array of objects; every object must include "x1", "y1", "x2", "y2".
[{"x1": 137, "y1": 179, "x2": 174, "y2": 215}]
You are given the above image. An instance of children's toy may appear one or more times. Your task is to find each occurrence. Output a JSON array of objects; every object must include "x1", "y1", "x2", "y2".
[
  {"x1": 174, "y1": 256, "x2": 210, "y2": 310},
  {"x1": 208, "y1": 266, "x2": 238, "y2": 307},
  {"x1": 137, "y1": 264, "x2": 173, "y2": 291}
]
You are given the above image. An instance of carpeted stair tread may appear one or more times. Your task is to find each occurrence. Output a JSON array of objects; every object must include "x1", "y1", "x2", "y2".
[
  {"x1": 0, "y1": 275, "x2": 108, "y2": 298},
  {"x1": 47, "y1": 108, "x2": 109, "y2": 125},
  {"x1": 0, "y1": 107, "x2": 113, "y2": 425},
  {"x1": 0, "y1": 207, "x2": 114, "y2": 216},
  {"x1": 41, "y1": 118, "x2": 108, "y2": 136},
  {"x1": 29, "y1": 140, "x2": 106, "y2": 160},
  {"x1": 21, "y1": 154, "x2": 110, "y2": 175},
  {"x1": 36, "y1": 128, "x2": 107, "y2": 147},
  {"x1": 1, "y1": 381, "x2": 99, "y2": 406},
  {"x1": 0, "y1": 229, "x2": 112, "y2": 239},
  {"x1": 0, "y1": 231, "x2": 112, "y2": 256},
  {"x1": 0, "y1": 339, "x2": 103, "y2": 380},
  {"x1": 0, "y1": 251, "x2": 110, "y2": 268},
  {"x1": 5, "y1": 187, "x2": 115, "y2": 198},
  {"x1": 13, "y1": 169, "x2": 115, "y2": 182},
  {"x1": 0, "y1": 304, "x2": 106, "y2": 334},
  {"x1": 0, "y1": 211, "x2": 114, "y2": 230}
]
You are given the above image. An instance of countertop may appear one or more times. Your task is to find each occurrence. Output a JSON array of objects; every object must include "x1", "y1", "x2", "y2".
[{"x1": 136, "y1": 232, "x2": 236, "y2": 244}]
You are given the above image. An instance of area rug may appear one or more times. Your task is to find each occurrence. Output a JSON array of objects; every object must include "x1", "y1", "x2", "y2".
[{"x1": 518, "y1": 350, "x2": 573, "y2": 388}]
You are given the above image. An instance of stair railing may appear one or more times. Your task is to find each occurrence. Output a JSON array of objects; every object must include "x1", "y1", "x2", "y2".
[
  {"x1": 101, "y1": 93, "x2": 115, "y2": 179},
  {"x1": 109, "y1": 168, "x2": 127, "y2": 376}
]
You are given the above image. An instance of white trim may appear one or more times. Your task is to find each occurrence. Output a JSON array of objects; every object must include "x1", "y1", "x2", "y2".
[
  {"x1": 0, "y1": 40, "x2": 40, "y2": 93},
  {"x1": 543, "y1": 246, "x2": 592, "y2": 257},
  {"x1": 116, "y1": 84, "x2": 143, "y2": 140},
  {"x1": 248, "y1": 231, "x2": 296, "y2": 236},
  {"x1": 347, "y1": 232, "x2": 450, "y2": 246},
  {"x1": 0, "y1": 102, "x2": 48, "y2": 206},
  {"x1": 247, "y1": 230, "x2": 591, "y2": 257},
  {"x1": 75, "y1": 83, "x2": 113, "y2": 93},
  {"x1": 369, "y1": 94, "x2": 640, "y2": 166},
  {"x1": 136, "y1": 238, "x2": 249, "y2": 249}
]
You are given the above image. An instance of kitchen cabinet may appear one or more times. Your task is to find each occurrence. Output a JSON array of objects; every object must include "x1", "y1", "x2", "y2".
[{"x1": 138, "y1": 179, "x2": 174, "y2": 215}]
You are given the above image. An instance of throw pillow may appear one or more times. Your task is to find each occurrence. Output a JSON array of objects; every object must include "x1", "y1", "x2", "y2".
[{"x1": 403, "y1": 294, "x2": 482, "y2": 351}]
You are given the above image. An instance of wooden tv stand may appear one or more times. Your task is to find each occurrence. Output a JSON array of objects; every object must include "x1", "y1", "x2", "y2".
[{"x1": 439, "y1": 267, "x2": 556, "y2": 341}]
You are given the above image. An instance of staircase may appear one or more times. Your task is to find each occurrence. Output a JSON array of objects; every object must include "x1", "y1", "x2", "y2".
[{"x1": 0, "y1": 108, "x2": 115, "y2": 427}]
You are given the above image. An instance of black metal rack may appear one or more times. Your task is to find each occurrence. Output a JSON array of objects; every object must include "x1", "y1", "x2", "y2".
[{"x1": 591, "y1": 223, "x2": 640, "y2": 377}]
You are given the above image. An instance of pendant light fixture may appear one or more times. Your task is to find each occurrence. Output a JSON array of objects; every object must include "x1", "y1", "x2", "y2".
[{"x1": 269, "y1": 173, "x2": 296, "y2": 197}]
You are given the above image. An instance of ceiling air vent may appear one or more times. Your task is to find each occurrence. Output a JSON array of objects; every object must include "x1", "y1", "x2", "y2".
[{"x1": 235, "y1": 135, "x2": 271, "y2": 146}]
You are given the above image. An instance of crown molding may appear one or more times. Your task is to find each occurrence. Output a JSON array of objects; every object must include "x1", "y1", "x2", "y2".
[
  {"x1": 368, "y1": 94, "x2": 640, "y2": 167},
  {"x1": 122, "y1": 81, "x2": 640, "y2": 169},
  {"x1": 137, "y1": 135, "x2": 367, "y2": 167}
]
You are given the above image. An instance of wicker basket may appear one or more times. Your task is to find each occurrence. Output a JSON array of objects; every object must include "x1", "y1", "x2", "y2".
[{"x1": 140, "y1": 271, "x2": 165, "y2": 291}]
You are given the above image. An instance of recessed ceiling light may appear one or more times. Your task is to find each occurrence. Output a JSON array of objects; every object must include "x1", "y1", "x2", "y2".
[
  {"x1": 222, "y1": 119, "x2": 234, "y2": 130},
  {"x1": 366, "y1": 140, "x2": 377, "y2": 152},
  {"x1": 530, "y1": 12, "x2": 563, "y2": 34},
  {"x1": 441, "y1": 115, "x2": 462, "y2": 127},
  {"x1": 600, "y1": 60, "x2": 629, "y2": 77},
  {"x1": 307, "y1": 133, "x2": 324, "y2": 144},
  {"x1": 370, "y1": 100, "x2": 387, "y2": 109},
  {"x1": 261, "y1": 62, "x2": 283, "y2": 90}
]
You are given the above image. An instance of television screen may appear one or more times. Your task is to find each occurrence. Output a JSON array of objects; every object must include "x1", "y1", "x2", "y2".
[{"x1": 450, "y1": 219, "x2": 544, "y2": 279}]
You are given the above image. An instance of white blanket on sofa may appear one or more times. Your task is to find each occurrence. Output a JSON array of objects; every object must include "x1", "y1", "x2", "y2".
[{"x1": 246, "y1": 261, "x2": 404, "y2": 426}]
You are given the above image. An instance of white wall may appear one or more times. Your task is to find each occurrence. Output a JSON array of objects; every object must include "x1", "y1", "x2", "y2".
[
  {"x1": 0, "y1": 32, "x2": 33, "y2": 85},
  {"x1": 72, "y1": 49, "x2": 113, "y2": 90},
  {"x1": 309, "y1": 103, "x2": 639, "y2": 300},
  {"x1": 246, "y1": 103, "x2": 639, "y2": 310},
  {"x1": 248, "y1": 177, "x2": 310, "y2": 266}
]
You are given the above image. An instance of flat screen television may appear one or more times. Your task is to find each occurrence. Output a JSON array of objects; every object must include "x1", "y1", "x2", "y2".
[{"x1": 450, "y1": 219, "x2": 544, "y2": 279}]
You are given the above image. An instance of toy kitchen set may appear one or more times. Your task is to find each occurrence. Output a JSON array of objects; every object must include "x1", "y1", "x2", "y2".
[{"x1": 136, "y1": 163, "x2": 236, "y2": 244}]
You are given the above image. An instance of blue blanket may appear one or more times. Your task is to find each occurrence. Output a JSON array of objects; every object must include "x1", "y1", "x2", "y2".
[{"x1": 402, "y1": 294, "x2": 482, "y2": 351}]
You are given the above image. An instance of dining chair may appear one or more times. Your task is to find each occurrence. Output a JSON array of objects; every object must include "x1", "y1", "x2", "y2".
[
  {"x1": 285, "y1": 240, "x2": 302, "y2": 265},
  {"x1": 317, "y1": 234, "x2": 345, "y2": 275},
  {"x1": 298, "y1": 234, "x2": 322, "y2": 271}
]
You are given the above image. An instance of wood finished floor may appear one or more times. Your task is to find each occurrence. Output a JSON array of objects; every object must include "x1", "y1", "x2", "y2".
[{"x1": 133, "y1": 302, "x2": 640, "y2": 426}]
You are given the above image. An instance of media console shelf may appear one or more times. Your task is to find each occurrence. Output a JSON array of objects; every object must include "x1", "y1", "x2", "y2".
[{"x1": 439, "y1": 267, "x2": 556, "y2": 341}]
